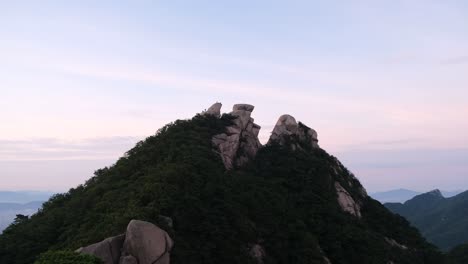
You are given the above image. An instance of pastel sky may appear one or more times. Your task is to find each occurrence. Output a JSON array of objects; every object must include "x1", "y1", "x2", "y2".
[{"x1": 1, "y1": 0, "x2": 468, "y2": 192}]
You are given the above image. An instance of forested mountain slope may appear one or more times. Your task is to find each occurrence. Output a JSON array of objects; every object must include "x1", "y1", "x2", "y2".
[
  {"x1": 386, "y1": 189, "x2": 468, "y2": 251},
  {"x1": 0, "y1": 103, "x2": 444, "y2": 264}
]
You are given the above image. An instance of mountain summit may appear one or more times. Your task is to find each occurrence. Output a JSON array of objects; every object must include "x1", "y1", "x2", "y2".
[{"x1": 0, "y1": 103, "x2": 444, "y2": 264}]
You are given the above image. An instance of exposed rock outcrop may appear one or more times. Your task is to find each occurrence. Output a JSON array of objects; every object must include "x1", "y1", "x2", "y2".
[
  {"x1": 76, "y1": 220, "x2": 172, "y2": 264},
  {"x1": 268, "y1": 114, "x2": 319, "y2": 150},
  {"x1": 202, "y1": 102, "x2": 222, "y2": 117},
  {"x1": 211, "y1": 103, "x2": 262, "y2": 169},
  {"x1": 76, "y1": 234, "x2": 125, "y2": 264},
  {"x1": 121, "y1": 220, "x2": 173, "y2": 264},
  {"x1": 249, "y1": 243, "x2": 266, "y2": 264},
  {"x1": 335, "y1": 182, "x2": 362, "y2": 218},
  {"x1": 385, "y1": 237, "x2": 408, "y2": 250}
]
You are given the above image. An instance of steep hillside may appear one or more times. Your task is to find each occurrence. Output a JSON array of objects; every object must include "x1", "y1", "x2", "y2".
[
  {"x1": 0, "y1": 103, "x2": 443, "y2": 264},
  {"x1": 386, "y1": 189, "x2": 468, "y2": 251}
]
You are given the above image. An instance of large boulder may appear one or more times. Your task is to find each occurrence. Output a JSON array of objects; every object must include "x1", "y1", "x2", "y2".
[
  {"x1": 203, "y1": 102, "x2": 222, "y2": 117},
  {"x1": 121, "y1": 220, "x2": 173, "y2": 264},
  {"x1": 211, "y1": 103, "x2": 262, "y2": 169},
  {"x1": 268, "y1": 114, "x2": 319, "y2": 150},
  {"x1": 76, "y1": 234, "x2": 125, "y2": 264},
  {"x1": 76, "y1": 220, "x2": 173, "y2": 264}
]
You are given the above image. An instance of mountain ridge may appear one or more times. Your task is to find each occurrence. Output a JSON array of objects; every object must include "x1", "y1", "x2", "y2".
[
  {"x1": 386, "y1": 189, "x2": 468, "y2": 251},
  {"x1": 0, "y1": 103, "x2": 444, "y2": 264}
]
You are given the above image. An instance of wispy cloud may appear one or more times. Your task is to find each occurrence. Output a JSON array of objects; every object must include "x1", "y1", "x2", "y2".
[
  {"x1": 0, "y1": 137, "x2": 141, "y2": 161},
  {"x1": 440, "y1": 56, "x2": 468, "y2": 65}
]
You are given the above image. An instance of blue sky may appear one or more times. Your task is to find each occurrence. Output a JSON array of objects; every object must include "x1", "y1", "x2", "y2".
[{"x1": 1, "y1": 0, "x2": 468, "y2": 192}]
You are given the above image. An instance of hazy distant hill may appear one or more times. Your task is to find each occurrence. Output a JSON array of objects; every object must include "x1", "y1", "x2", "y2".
[
  {"x1": 386, "y1": 189, "x2": 468, "y2": 251},
  {"x1": 0, "y1": 201, "x2": 44, "y2": 232},
  {"x1": 371, "y1": 189, "x2": 462, "y2": 203},
  {"x1": 0, "y1": 191, "x2": 52, "y2": 203},
  {"x1": 371, "y1": 189, "x2": 421, "y2": 203},
  {"x1": 0, "y1": 191, "x2": 50, "y2": 233}
]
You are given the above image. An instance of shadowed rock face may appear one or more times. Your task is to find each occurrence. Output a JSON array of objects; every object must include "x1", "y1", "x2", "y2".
[
  {"x1": 211, "y1": 103, "x2": 262, "y2": 169},
  {"x1": 268, "y1": 114, "x2": 319, "y2": 150},
  {"x1": 335, "y1": 182, "x2": 362, "y2": 218}
]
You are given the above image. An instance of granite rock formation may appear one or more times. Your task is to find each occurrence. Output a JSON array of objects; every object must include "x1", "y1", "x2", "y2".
[
  {"x1": 76, "y1": 234, "x2": 125, "y2": 264},
  {"x1": 202, "y1": 102, "x2": 222, "y2": 118},
  {"x1": 211, "y1": 103, "x2": 262, "y2": 169},
  {"x1": 334, "y1": 182, "x2": 362, "y2": 218},
  {"x1": 77, "y1": 220, "x2": 173, "y2": 264},
  {"x1": 268, "y1": 114, "x2": 319, "y2": 150}
]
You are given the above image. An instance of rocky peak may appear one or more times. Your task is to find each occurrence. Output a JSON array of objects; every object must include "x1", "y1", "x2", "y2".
[
  {"x1": 427, "y1": 189, "x2": 443, "y2": 198},
  {"x1": 268, "y1": 114, "x2": 319, "y2": 150},
  {"x1": 210, "y1": 103, "x2": 262, "y2": 169},
  {"x1": 202, "y1": 102, "x2": 222, "y2": 118}
]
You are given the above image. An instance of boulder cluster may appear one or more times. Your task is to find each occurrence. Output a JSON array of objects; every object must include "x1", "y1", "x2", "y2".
[
  {"x1": 208, "y1": 103, "x2": 262, "y2": 169},
  {"x1": 204, "y1": 102, "x2": 320, "y2": 170},
  {"x1": 77, "y1": 220, "x2": 173, "y2": 264}
]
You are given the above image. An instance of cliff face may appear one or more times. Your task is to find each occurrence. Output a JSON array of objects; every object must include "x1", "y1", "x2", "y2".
[
  {"x1": 209, "y1": 103, "x2": 261, "y2": 170},
  {"x1": 0, "y1": 102, "x2": 444, "y2": 264}
]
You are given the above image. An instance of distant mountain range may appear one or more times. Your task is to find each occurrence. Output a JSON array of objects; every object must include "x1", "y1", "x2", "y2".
[
  {"x1": 0, "y1": 191, "x2": 51, "y2": 233},
  {"x1": 385, "y1": 189, "x2": 468, "y2": 251},
  {"x1": 0, "y1": 191, "x2": 53, "y2": 203},
  {"x1": 370, "y1": 188, "x2": 462, "y2": 203},
  {"x1": 0, "y1": 201, "x2": 44, "y2": 232}
]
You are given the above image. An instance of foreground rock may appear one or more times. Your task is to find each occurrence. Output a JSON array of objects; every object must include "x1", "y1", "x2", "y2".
[
  {"x1": 76, "y1": 234, "x2": 125, "y2": 264},
  {"x1": 121, "y1": 220, "x2": 173, "y2": 264},
  {"x1": 77, "y1": 220, "x2": 173, "y2": 264},
  {"x1": 211, "y1": 103, "x2": 262, "y2": 169}
]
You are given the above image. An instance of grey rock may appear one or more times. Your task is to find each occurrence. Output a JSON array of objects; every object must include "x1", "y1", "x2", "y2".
[
  {"x1": 119, "y1": 255, "x2": 138, "y2": 264},
  {"x1": 249, "y1": 244, "x2": 266, "y2": 264},
  {"x1": 203, "y1": 102, "x2": 222, "y2": 117},
  {"x1": 122, "y1": 220, "x2": 173, "y2": 264},
  {"x1": 233, "y1": 103, "x2": 255, "y2": 112},
  {"x1": 212, "y1": 103, "x2": 262, "y2": 169},
  {"x1": 268, "y1": 114, "x2": 319, "y2": 149},
  {"x1": 335, "y1": 182, "x2": 361, "y2": 218},
  {"x1": 385, "y1": 237, "x2": 408, "y2": 250},
  {"x1": 76, "y1": 234, "x2": 125, "y2": 264}
]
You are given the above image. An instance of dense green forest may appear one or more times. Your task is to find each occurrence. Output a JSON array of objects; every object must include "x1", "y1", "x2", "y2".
[{"x1": 0, "y1": 114, "x2": 448, "y2": 263}]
